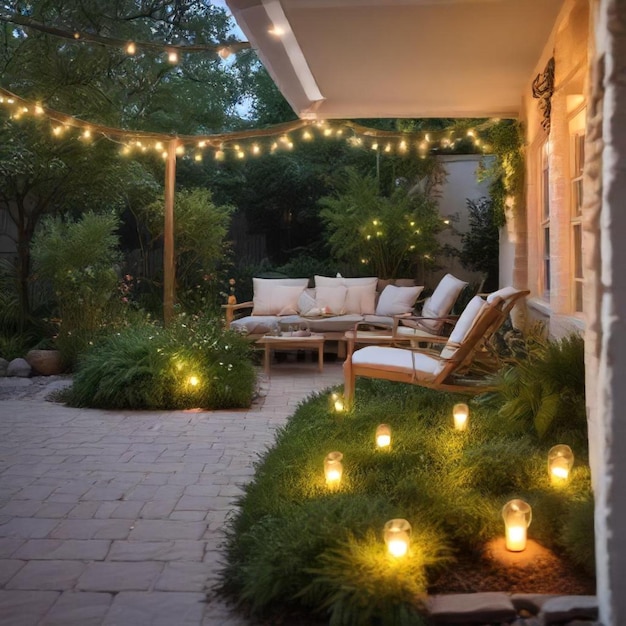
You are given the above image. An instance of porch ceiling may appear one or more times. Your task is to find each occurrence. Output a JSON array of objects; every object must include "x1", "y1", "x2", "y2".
[{"x1": 226, "y1": 0, "x2": 565, "y2": 120}]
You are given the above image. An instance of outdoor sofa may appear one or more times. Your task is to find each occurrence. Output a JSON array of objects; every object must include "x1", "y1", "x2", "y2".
[{"x1": 223, "y1": 274, "x2": 468, "y2": 357}]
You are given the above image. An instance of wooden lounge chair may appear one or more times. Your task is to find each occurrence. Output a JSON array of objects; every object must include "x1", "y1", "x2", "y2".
[
  {"x1": 343, "y1": 295, "x2": 506, "y2": 407},
  {"x1": 393, "y1": 285, "x2": 530, "y2": 348}
]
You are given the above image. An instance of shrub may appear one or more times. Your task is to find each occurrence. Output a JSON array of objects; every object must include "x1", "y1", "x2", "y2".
[
  {"x1": 65, "y1": 314, "x2": 255, "y2": 410},
  {"x1": 484, "y1": 332, "x2": 586, "y2": 441},
  {"x1": 30, "y1": 212, "x2": 125, "y2": 367},
  {"x1": 219, "y1": 379, "x2": 593, "y2": 623}
]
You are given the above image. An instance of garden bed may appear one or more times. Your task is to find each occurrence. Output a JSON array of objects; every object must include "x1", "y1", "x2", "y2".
[{"x1": 218, "y1": 336, "x2": 594, "y2": 625}]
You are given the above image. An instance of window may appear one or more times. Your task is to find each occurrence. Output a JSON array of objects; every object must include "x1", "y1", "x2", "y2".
[
  {"x1": 571, "y1": 131, "x2": 585, "y2": 313},
  {"x1": 540, "y1": 141, "x2": 550, "y2": 298}
]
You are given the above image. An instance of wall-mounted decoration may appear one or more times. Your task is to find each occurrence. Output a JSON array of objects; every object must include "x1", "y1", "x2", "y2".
[{"x1": 532, "y1": 57, "x2": 555, "y2": 133}]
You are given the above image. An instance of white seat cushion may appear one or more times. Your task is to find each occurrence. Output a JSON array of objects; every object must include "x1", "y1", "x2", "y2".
[{"x1": 351, "y1": 346, "x2": 443, "y2": 381}]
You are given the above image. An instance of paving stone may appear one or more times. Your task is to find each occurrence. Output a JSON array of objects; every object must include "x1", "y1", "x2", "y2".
[
  {"x1": 540, "y1": 595, "x2": 598, "y2": 624},
  {"x1": 12, "y1": 539, "x2": 111, "y2": 561},
  {"x1": 39, "y1": 591, "x2": 113, "y2": 626},
  {"x1": 108, "y1": 540, "x2": 205, "y2": 562},
  {"x1": 511, "y1": 594, "x2": 562, "y2": 614},
  {"x1": 428, "y1": 592, "x2": 517, "y2": 624},
  {"x1": 139, "y1": 500, "x2": 178, "y2": 519},
  {"x1": 103, "y1": 591, "x2": 206, "y2": 625},
  {"x1": 6, "y1": 560, "x2": 87, "y2": 590},
  {"x1": 0, "y1": 518, "x2": 59, "y2": 539},
  {"x1": 77, "y1": 561, "x2": 163, "y2": 592},
  {"x1": 0, "y1": 559, "x2": 25, "y2": 585},
  {"x1": 128, "y1": 519, "x2": 207, "y2": 541},
  {"x1": 155, "y1": 562, "x2": 210, "y2": 592},
  {"x1": 0, "y1": 537, "x2": 25, "y2": 557},
  {"x1": 0, "y1": 590, "x2": 60, "y2": 626},
  {"x1": 49, "y1": 519, "x2": 133, "y2": 540}
]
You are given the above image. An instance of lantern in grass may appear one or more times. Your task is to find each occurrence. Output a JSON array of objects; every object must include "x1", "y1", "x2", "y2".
[
  {"x1": 548, "y1": 444, "x2": 574, "y2": 485},
  {"x1": 324, "y1": 451, "x2": 343, "y2": 487},
  {"x1": 375, "y1": 424, "x2": 391, "y2": 449},
  {"x1": 502, "y1": 499, "x2": 532, "y2": 552},
  {"x1": 453, "y1": 403, "x2": 469, "y2": 431},
  {"x1": 330, "y1": 392, "x2": 345, "y2": 413},
  {"x1": 384, "y1": 518, "x2": 411, "y2": 557}
]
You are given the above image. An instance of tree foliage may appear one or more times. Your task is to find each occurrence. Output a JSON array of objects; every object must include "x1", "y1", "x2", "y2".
[
  {"x1": 319, "y1": 170, "x2": 443, "y2": 279},
  {"x1": 459, "y1": 197, "x2": 500, "y2": 291}
]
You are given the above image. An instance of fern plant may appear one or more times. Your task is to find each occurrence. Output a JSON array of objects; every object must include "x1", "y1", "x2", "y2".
[{"x1": 486, "y1": 333, "x2": 586, "y2": 440}]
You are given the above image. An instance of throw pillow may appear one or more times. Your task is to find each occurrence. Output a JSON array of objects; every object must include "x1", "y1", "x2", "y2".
[
  {"x1": 344, "y1": 282, "x2": 377, "y2": 315},
  {"x1": 315, "y1": 285, "x2": 347, "y2": 315},
  {"x1": 375, "y1": 285, "x2": 424, "y2": 316},
  {"x1": 298, "y1": 289, "x2": 319, "y2": 316},
  {"x1": 252, "y1": 283, "x2": 307, "y2": 315}
]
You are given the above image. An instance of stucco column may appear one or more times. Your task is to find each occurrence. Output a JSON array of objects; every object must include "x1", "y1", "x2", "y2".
[{"x1": 591, "y1": 1, "x2": 626, "y2": 623}]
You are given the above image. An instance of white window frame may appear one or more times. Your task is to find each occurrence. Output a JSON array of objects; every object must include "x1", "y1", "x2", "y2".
[
  {"x1": 570, "y1": 129, "x2": 585, "y2": 314},
  {"x1": 540, "y1": 141, "x2": 551, "y2": 300}
]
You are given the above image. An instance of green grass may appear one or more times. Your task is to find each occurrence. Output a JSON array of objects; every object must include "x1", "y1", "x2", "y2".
[{"x1": 219, "y1": 339, "x2": 593, "y2": 625}]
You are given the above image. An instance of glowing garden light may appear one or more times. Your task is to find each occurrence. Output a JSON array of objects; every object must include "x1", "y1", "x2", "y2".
[
  {"x1": 167, "y1": 49, "x2": 179, "y2": 63},
  {"x1": 375, "y1": 424, "x2": 391, "y2": 449},
  {"x1": 324, "y1": 451, "x2": 343, "y2": 488},
  {"x1": 384, "y1": 518, "x2": 411, "y2": 558},
  {"x1": 453, "y1": 403, "x2": 469, "y2": 431},
  {"x1": 548, "y1": 444, "x2": 574, "y2": 486},
  {"x1": 502, "y1": 499, "x2": 532, "y2": 552},
  {"x1": 126, "y1": 42, "x2": 136, "y2": 55},
  {"x1": 330, "y1": 392, "x2": 345, "y2": 412},
  {"x1": 188, "y1": 375, "x2": 199, "y2": 387}
]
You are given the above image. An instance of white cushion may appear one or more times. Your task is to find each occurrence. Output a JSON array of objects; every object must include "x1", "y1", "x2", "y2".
[
  {"x1": 315, "y1": 275, "x2": 378, "y2": 287},
  {"x1": 420, "y1": 273, "x2": 468, "y2": 332},
  {"x1": 375, "y1": 285, "x2": 424, "y2": 316},
  {"x1": 252, "y1": 279, "x2": 307, "y2": 315},
  {"x1": 315, "y1": 285, "x2": 347, "y2": 315},
  {"x1": 345, "y1": 283, "x2": 377, "y2": 315},
  {"x1": 486, "y1": 286, "x2": 524, "y2": 303},
  {"x1": 440, "y1": 296, "x2": 486, "y2": 359},
  {"x1": 352, "y1": 346, "x2": 443, "y2": 381}
]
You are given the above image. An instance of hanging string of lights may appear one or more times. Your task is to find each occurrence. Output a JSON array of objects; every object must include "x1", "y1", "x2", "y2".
[
  {"x1": 0, "y1": 11, "x2": 251, "y2": 61},
  {"x1": 0, "y1": 86, "x2": 494, "y2": 160}
]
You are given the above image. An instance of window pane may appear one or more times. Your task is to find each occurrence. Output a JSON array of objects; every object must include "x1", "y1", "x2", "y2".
[
  {"x1": 575, "y1": 282, "x2": 583, "y2": 313},
  {"x1": 574, "y1": 224, "x2": 582, "y2": 279}
]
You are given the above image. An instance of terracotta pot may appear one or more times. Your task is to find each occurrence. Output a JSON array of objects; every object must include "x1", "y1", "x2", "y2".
[{"x1": 25, "y1": 349, "x2": 65, "y2": 376}]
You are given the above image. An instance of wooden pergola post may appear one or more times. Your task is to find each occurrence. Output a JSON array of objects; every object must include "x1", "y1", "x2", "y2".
[{"x1": 163, "y1": 138, "x2": 177, "y2": 325}]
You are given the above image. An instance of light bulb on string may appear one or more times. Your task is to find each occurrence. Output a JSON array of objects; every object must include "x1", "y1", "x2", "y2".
[
  {"x1": 167, "y1": 49, "x2": 179, "y2": 64},
  {"x1": 126, "y1": 42, "x2": 136, "y2": 55},
  {"x1": 252, "y1": 144, "x2": 261, "y2": 155},
  {"x1": 217, "y1": 46, "x2": 231, "y2": 60}
]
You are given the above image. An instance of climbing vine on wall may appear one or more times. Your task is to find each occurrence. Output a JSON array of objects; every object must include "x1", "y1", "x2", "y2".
[{"x1": 478, "y1": 120, "x2": 525, "y2": 227}]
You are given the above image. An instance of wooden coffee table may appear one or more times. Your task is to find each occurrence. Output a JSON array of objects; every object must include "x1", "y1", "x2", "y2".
[{"x1": 256, "y1": 333, "x2": 325, "y2": 374}]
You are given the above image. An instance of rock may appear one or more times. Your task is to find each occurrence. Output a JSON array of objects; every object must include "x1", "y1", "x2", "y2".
[
  {"x1": 25, "y1": 349, "x2": 64, "y2": 376},
  {"x1": 511, "y1": 594, "x2": 561, "y2": 615},
  {"x1": 7, "y1": 358, "x2": 31, "y2": 377},
  {"x1": 428, "y1": 592, "x2": 517, "y2": 624},
  {"x1": 0, "y1": 358, "x2": 8, "y2": 376},
  {"x1": 540, "y1": 595, "x2": 598, "y2": 624}
]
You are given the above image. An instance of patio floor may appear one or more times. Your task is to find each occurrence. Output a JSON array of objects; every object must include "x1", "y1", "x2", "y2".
[{"x1": 0, "y1": 360, "x2": 344, "y2": 625}]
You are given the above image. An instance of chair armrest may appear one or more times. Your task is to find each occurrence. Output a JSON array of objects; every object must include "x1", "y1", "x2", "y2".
[
  {"x1": 392, "y1": 314, "x2": 459, "y2": 338},
  {"x1": 221, "y1": 301, "x2": 254, "y2": 327}
]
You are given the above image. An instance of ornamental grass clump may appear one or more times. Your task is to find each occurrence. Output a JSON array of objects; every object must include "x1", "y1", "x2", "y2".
[
  {"x1": 220, "y1": 349, "x2": 593, "y2": 625},
  {"x1": 65, "y1": 314, "x2": 255, "y2": 410}
]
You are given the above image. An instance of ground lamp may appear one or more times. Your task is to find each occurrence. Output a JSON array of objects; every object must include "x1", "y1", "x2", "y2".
[
  {"x1": 453, "y1": 403, "x2": 469, "y2": 431},
  {"x1": 384, "y1": 518, "x2": 411, "y2": 557},
  {"x1": 330, "y1": 392, "x2": 345, "y2": 412},
  {"x1": 324, "y1": 451, "x2": 343, "y2": 488},
  {"x1": 376, "y1": 424, "x2": 391, "y2": 449},
  {"x1": 548, "y1": 444, "x2": 574, "y2": 485},
  {"x1": 502, "y1": 499, "x2": 532, "y2": 552}
]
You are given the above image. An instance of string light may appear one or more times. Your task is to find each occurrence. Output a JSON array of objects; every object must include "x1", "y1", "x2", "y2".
[
  {"x1": 167, "y1": 49, "x2": 179, "y2": 64},
  {"x1": 0, "y1": 12, "x2": 251, "y2": 61},
  {"x1": 0, "y1": 86, "x2": 496, "y2": 163}
]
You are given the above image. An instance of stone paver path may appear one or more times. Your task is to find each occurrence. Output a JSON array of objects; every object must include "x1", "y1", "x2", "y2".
[{"x1": 0, "y1": 361, "x2": 344, "y2": 625}]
